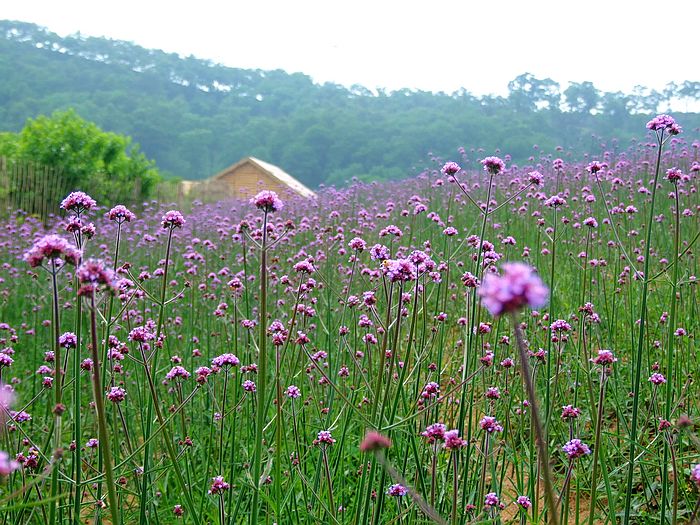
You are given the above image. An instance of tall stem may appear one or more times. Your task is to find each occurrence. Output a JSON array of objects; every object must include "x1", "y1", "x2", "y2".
[
  {"x1": 251, "y1": 211, "x2": 269, "y2": 525},
  {"x1": 48, "y1": 261, "x2": 62, "y2": 525},
  {"x1": 623, "y1": 132, "x2": 665, "y2": 525},
  {"x1": 88, "y1": 292, "x2": 120, "y2": 525},
  {"x1": 661, "y1": 182, "x2": 681, "y2": 524},
  {"x1": 512, "y1": 315, "x2": 559, "y2": 525},
  {"x1": 588, "y1": 370, "x2": 607, "y2": 525}
]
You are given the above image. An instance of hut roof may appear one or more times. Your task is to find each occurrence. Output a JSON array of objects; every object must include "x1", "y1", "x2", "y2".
[{"x1": 212, "y1": 157, "x2": 316, "y2": 198}]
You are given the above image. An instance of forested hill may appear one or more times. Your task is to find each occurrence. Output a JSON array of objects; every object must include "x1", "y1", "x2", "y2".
[{"x1": 1, "y1": 20, "x2": 699, "y2": 187}]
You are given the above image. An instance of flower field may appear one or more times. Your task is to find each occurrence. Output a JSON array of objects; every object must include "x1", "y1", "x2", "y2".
[{"x1": 0, "y1": 115, "x2": 698, "y2": 524}]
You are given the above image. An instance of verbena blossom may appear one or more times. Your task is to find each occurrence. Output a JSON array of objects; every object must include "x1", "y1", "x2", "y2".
[
  {"x1": 479, "y1": 416, "x2": 504, "y2": 433},
  {"x1": 208, "y1": 475, "x2": 230, "y2": 494},
  {"x1": 76, "y1": 259, "x2": 118, "y2": 296},
  {"x1": 60, "y1": 191, "x2": 96, "y2": 213},
  {"x1": 285, "y1": 385, "x2": 301, "y2": 398},
  {"x1": 646, "y1": 114, "x2": 681, "y2": 135},
  {"x1": 24, "y1": 235, "x2": 81, "y2": 268},
  {"x1": 481, "y1": 156, "x2": 505, "y2": 175},
  {"x1": 212, "y1": 353, "x2": 240, "y2": 368},
  {"x1": 441, "y1": 161, "x2": 461, "y2": 176},
  {"x1": 108, "y1": 205, "x2": 137, "y2": 223},
  {"x1": 591, "y1": 349, "x2": 617, "y2": 366},
  {"x1": 359, "y1": 431, "x2": 392, "y2": 452},
  {"x1": 161, "y1": 210, "x2": 186, "y2": 229},
  {"x1": 251, "y1": 190, "x2": 283, "y2": 212},
  {"x1": 386, "y1": 484, "x2": 408, "y2": 497},
  {"x1": 478, "y1": 262, "x2": 549, "y2": 317},
  {"x1": 315, "y1": 430, "x2": 336, "y2": 446},
  {"x1": 562, "y1": 439, "x2": 591, "y2": 459},
  {"x1": 58, "y1": 332, "x2": 78, "y2": 349}
]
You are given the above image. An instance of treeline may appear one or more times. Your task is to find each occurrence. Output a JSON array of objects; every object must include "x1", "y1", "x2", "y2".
[{"x1": 1, "y1": 20, "x2": 698, "y2": 187}]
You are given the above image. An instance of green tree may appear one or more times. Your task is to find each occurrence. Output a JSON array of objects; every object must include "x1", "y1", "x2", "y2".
[{"x1": 0, "y1": 109, "x2": 160, "y2": 205}]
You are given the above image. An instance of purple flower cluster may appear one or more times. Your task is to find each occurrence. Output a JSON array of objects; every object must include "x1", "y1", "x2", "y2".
[
  {"x1": 562, "y1": 438, "x2": 591, "y2": 459},
  {"x1": 24, "y1": 235, "x2": 81, "y2": 268},
  {"x1": 250, "y1": 190, "x2": 283, "y2": 213},
  {"x1": 478, "y1": 262, "x2": 548, "y2": 317},
  {"x1": 60, "y1": 191, "x2": 97, "y2": 213}
]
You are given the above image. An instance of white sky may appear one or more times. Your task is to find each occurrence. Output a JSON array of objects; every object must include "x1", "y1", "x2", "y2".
[{"x1": 1, "y1": 0, "x2": 698, "y2": 96}]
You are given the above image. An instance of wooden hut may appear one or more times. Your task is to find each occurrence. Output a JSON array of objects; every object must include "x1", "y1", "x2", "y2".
[{"x1": 196, "y1": 157, "x2": 315, "y2": 200}]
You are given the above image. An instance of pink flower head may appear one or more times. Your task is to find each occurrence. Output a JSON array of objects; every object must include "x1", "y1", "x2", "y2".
[
  {"x1": 528, "y1": 171, "x2": 544, "y2": 185},
  {"x1": 386, "y1": 483, "x2": 408, "y2": 497},
  {"x1": 359, "y1": 431, "x2": 392, "y2": 452},
  {"x1": 484, "y1": 492, "x2": 500, "y2": 507},
  {"x1": 516, "y1": 495, "x2": 532, "y2": 509},
  {"x1": 161, "y1": 210, "x2": 186, "y2": 229},
  {"x1": 251, "y1": 190, "x2": 283, "y2": 213},
  {"x1": 208, "y1": 475, "x2": 230, "y2": 495},
  {"x1": 106, "y1": 386, "x2": 126, "y2": 403},
  {"x1": 646, "y1": 114, "x2": 681, "y2": 135},
  {"x1": 242, "y1": 379, "x2": 256, "y2": 392},
  {"x1": 58, "y1": 332, "x2": 78, "y2": 349},
  {"x1": 315, "y1": 430, "x2": 336, "y2": 446},
  {"x1": 586, "y1": 161, "x2": 604, "y2": 174},
  {"x1": 561, "y1": 405, "x2": 581, "y2": 420},
  {"x1": 24, "y1": 235, "x2": 81, "y2": 268},
  {"x1": 479, "y1": 416, "x2": 504, "y2": 433},
  {"x1": 690, "y1": 464, "x2": 700, "y2": 487},
  {"x1": 665, "y1": 168, "x2": 683, "y2": 183},
  {"x1": 60, "y1": 191, "x2": 96, "y2": 213},
  {"x1": 421, "y1": 423, "x2": 447, "y2": 443},
  {"x1": 108, "y1": 205, "x2": 136, "y2": 223},
  {"x1": 348, "y1": 237, "x2": 367, "y2": 251},
  {"x1": 478, "y1": 262, "x2": 548, "y2": 317},
  {"x1": 562, "y1": 438, "x2": 591, "y2": 459},
  {"x1": 443, "y1": 429, "x2": 467, "y2": 450},
  {"x1": 165, "y1": 366, "x2": 191, "y2": 382},
  {"x1": 0, "y1": 450, "x2": 20, "y2": 476},
  {"x1": 76, "y1": 259, "x2": 117, "y2": 296},
  {"x1": 591, "y1": 349, "x2": 617, "y2": 366},
  {"x1": 212, "y1": 353, "x2": 240, "y2": 368},
  {"x1": 285, "y1": 385, "x2": 301, "y2": 398},
  {"x1": 481, "y1": 156, "x2": 505, "y2": 175},
  {"x1": 649, "y1": 373, "x2": 666, "y2": 385},
  {"x1": 441, "y1": 161, "x2": 461, "y2": 176}
]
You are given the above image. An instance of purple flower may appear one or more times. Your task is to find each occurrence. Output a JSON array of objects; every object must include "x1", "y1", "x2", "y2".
[
  {"x1": 527, "y1": 171, "x2": 544, "y2": 185},
  {"x1": 562, "y1": 439, "x2": 591, "y2": 459},
  {"x1": 591, "y1": 349, "x2": 617, "y2": 366},
  {"x1": 208, "y1": 475, "x2": 230, "y2": 495},
  {"x1": 24, "y1": 235, "x2": 81, "y2": 268},
  {"x1": 484, "y1": 492, "x2": 500, "y2": 507},
  {"x1": 212, "y1": 353, "x2": 240, "y2": 368},
  {"x1": 477, "y1": 262, "x2": 549, "y2": 317},
  {"x1": 242, "y1": 379, "x2": 256, "y2": 392},
  {"x1": 285, "y1": 385, "x2": 301, "y2": 398},
  {"x1": 481, "y1": 156, "x2": 505, "y2": 175},
  {"x1": 165, "y1": 366, "x2": 191, "y2": 382},
  {"x1": 251, "y1": 190, "x2": 283, "y2": 213},
  {"x1": 161, "y1": 210, "x2": 186, "y2": 229},
  {"x1": 359, "y1": 431, "x2": 392, "y2": 452},
  {"x1": 646, "y1": 114, "x2": 681, "y2": 135},
  {"x1": 690, "y1": 464, "x2": 700, "y2": 487},
  {"x1": 315, "y1": 430, "x2": 336, "y2": 446},
  {"x1": 516, "y1": 495, "x2": 532, "y2": 509},
  {"x1": 58, "y1": 332, "x2": 78, "y2": 349},
  {"x1": 76, "y1": 259, "x2": 118, "y2": 296},
  {"x1": 386, "y1": 483, "x2": 408, "y2": 497},
  {"x1": 108, "y1": 205, "x2": 136, "y2": 223},
  {"x1": 479, "y1": 416, "x2": 504, "y2": 434},
  {"x1": 648, "y1": 373, "x2": 666, "y2": 385},
  {"x1": 561, "y1": 405, "x2": 581, "y2": 420},
  {"x1": 60, "y1": 191, "x2": 96, "y2": 213},
  {"x1": 0, "y1": 451, "x2": 20, "y2": 476},
  {"x1": 421, "y1": 423, "x2": 447, "y2": 443},
  {"x1": 106, "y1": 386, "x2": 126, "y2": 403},
  {"x1": 348, "y1": 237, "x2": 367, "y2": 251},
  {"x1": 441, "y1": 161, "x2": 461, "y2": 176},
  {"x1": 443, "y1": 429, "x2": 467, "y2": 450}
]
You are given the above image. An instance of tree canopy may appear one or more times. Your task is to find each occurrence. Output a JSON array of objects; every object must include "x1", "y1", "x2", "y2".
[
  {"x1": 0, "y1": 108, "x2": 159, "y2": 205},
  {"x1": 0, "y1": 20, "x2": 698, "y2": 188}
]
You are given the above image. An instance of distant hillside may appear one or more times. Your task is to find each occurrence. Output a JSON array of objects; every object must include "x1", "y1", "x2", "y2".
[{"x1": 1, "y1": 20, "x2": 698, "y2": 186}]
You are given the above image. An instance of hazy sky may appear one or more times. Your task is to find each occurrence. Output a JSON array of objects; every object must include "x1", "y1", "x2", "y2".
[{"x1": 2, "y1": 0, "x2": 698, "y2": 96}]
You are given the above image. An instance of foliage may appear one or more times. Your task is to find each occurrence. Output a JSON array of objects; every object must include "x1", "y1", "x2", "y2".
[
  {"x1": 0, "y1": 20, "x2": 698, "y2": 189},
  {"x1": 0, "y1": 108, "x2": 160, "y2": 205}
]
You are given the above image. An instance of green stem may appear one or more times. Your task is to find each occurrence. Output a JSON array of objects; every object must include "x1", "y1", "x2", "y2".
[{"x1": 623, "y1": 131, "x2": 665, "y2": 525}]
